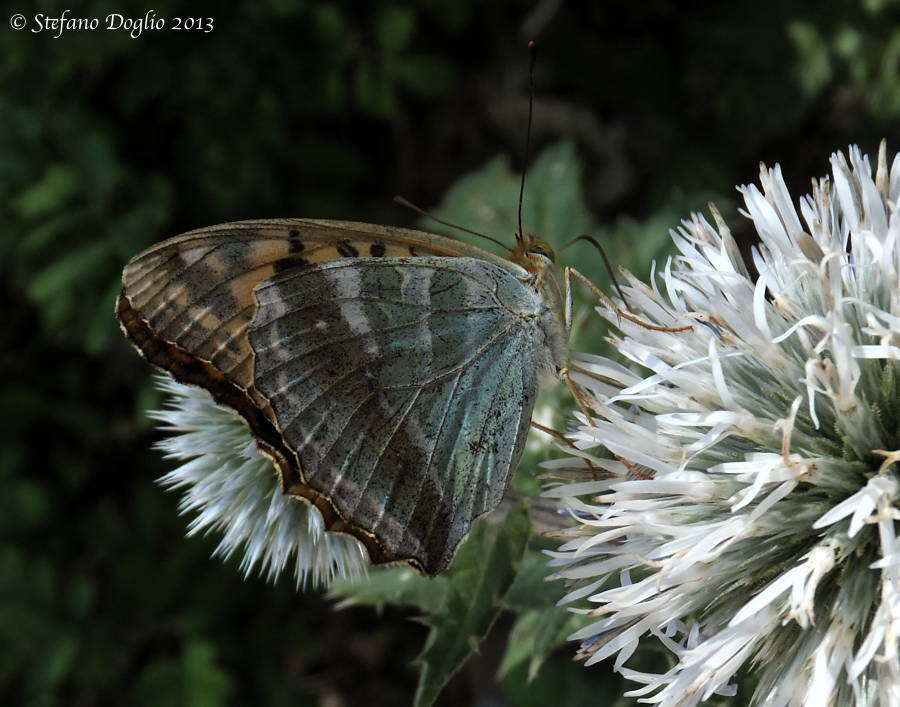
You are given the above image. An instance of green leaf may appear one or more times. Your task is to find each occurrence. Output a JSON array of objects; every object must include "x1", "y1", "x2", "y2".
[
  {"x1": 428, "y1": 141, "x2": 597, "y2": 250},
  {"x1": 354, "y1": 63, "x2": 397, "y2": 119},
  {"x1": 787, "y1": 21, "x2": 832, "y2": 96},
  {"x1": 497, "y1": 610, "x2": 541, "y2": 678},
  {"x1": 527, "y1": 607, "x2": 592, "y2": 681},
  {"x1": 83, "y1": 276, "x2": 122, "y2": 354},
  {"x1": 311, "y1": 3, "x2": 346, "y2": 46},
  {"x1": 427, "y1": 153, "x2": 520, "y2": 246},
  {"x1": 500, "y1": 544, "x2": 594, "y2": 681},
  {"x1": 329, "y1": 566, "x2": 448, "y2": 614},
  {"x1": 525, "y1": 141, "x2": 596, "y2": 246},
  {"x1": 27, "y1": 241, "x2": 111, "y2": 307},
  {"x1": 413, "y1": 504, "x2": 531, "y2": 707},
  {"x1": 498, "y1": 607, "x2": 593, "y2": 683},
  {"x1": 14, "y1": 164, "x2": 78, "y2": 219},
  {"x1": 502, "y1": 542, "x2": 563, "y2": 612},
  {"x1": 132, "y1": 657, "x2": 182, "y2": 707},
  {"x1": 376, "y1": 7, "x2": 415, "y2": 53},
  {"x1": 394, "y1": 55, "x2": 455, "y2": 95},
  {"x1": 31, "y1": 633, "x2": 78, "y2": 692},
  {"x1": 131, "y1": 641, "x2": 232, "y2": 706},
  {"x1": 183, "y1": 640, "x2": 233, "y2": 707}
]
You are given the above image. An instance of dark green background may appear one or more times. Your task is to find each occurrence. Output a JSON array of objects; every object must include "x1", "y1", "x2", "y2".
[{"x1": 3, "y1": 1, "x2": 899, "y2": 704}]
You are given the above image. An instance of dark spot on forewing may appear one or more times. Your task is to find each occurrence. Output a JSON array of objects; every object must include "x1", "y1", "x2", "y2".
[
  {"x1": 370, "y1": 242, "x2": 386, "y2": 257},
  {"x1": 274, "y1": 256, "x2": 311, "y2": 274},
  {"x1": 175, "y1": 259, "x2": 218, "y2": 313},
  {"x1": 337, "y1": 241, "x2": 359, "y2": 258}
]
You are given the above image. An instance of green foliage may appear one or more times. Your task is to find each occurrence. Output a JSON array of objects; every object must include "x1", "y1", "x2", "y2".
[
  {"x1": 334, "y1": 507, "x2": 534, "y2": 706},
  {"x1": 413, "y1": 505, "x2": 531, "y2": 707},
  {"x1": 313, "y1": 3, "x2": 454, "y2": 118},
  {"x1": 331, "y1": 566, "x2": 448, "y2": 614},
  {"x1": 428, "y1": 141, "x2": 597, "y2": 254},
  {"x1": 498, "y1": 545, "x2": 592, "y2": 681},
  {"x1": 499, "y1": 609, "x2": 589, "y2": 683},
  {"x1": 132, "y1": 641, "x2": 233, "y2": 707},
  {"x1": 788, "y1": 2, "x2": 900, "y2": 118}
]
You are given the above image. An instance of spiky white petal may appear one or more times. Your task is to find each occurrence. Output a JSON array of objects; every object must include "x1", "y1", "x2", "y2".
[
  {"x1": 150, "y1": 376, "x2": 368, "y2": 588},
  {"x1": 550, "y1": 144, "x2": 900, "y2": 705}
]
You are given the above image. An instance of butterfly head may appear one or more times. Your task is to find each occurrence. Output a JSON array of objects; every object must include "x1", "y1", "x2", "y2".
[
  {"x1": 509, "y1": 233, "x2": 556, "y2": 273},
  {"x1": 509, "y1": 234, "x2": 569, "y2": 351}
]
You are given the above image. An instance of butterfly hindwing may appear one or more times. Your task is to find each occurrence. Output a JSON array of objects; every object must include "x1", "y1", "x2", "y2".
[{"x1": 249, "y1": 257, "x2": 541, "y2": 573}]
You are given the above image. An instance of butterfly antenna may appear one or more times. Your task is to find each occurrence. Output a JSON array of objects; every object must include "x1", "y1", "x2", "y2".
[
  {"x1": 562, "y1": 234, "x2": 633, "y2": 312},
  {"x1": 517, "y1": 40, "x2": 537, "y2": 245},
  {"x1": 393, "y1": 195, "x2": 510, "y2": 251}
]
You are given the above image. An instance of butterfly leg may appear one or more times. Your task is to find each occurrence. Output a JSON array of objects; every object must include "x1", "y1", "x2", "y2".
[
  {"x1": 565, "y1": 266, "x2": 693, "y2": 333},
  {"x1": 530, "y1": 420, "x2": 599, "y2": 479},
  {"x1": 613, "y1": 453, "x2": 654, "y2": 480},
  {"x1": 530, "y1": 420, "x2": 572, "y2": 445},
  {"x1": 559, "y1": 267, "x2": 598, "y2": 424},
  {"x1": 558, "y1": 366, "x2": 597, "y2": 426}
]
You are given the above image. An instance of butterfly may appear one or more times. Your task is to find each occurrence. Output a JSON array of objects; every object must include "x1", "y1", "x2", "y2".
[{"x1": 117, "y1": 218, "x2": 581, "y2": 574}]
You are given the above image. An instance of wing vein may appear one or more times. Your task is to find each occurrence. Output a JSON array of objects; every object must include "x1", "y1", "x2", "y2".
[{"x1": 349, "y1": 388, "x2": 424, "y2": 522}]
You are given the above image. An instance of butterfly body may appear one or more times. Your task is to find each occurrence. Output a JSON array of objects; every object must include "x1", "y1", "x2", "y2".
[{"x1": 117, "y1": 219, "x2": 569, "y2": 574}]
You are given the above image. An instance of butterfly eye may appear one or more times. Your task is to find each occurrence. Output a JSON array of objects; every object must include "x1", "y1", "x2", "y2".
[{"x1": 526, "y1": 244, "x2": 555, "y2": 262}]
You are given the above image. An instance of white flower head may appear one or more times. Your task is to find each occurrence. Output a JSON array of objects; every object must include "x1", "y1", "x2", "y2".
[
  {"x1": 547, "y1": 143, "x2": 900, "y2": 705},
  {"x1": 150, "y1": 376, "x2": 368, "y2": 589}
]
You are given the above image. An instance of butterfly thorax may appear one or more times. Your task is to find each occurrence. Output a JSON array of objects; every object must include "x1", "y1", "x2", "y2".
[{"x1": 508, "y1": 234, "x2": 569, "y2": 386}]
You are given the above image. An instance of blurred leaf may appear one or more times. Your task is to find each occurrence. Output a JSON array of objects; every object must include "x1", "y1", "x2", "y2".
[
  {"x1": 787, "y1": 21, "x2": 832, "y2": 96},
  {"x1": 502, "y1": 542, "x2": 562, "y2": 612},
  {"x1": 428, "y1": 153, "x2": 520, "y2": 245},
  {"x1": 330, "y1": 566, "x2": 448, "y2": 614},
  {"x1": 413, "y1": 505, "x2": 531, "y2": 707},
  {"x1": 183, "y1": 640, "x2": 233, "y2": 707},
  {"x1": 28, "y1": 242, "x2": 111, "y2": 303},
  {"x1": 14, "y1": 164, "x2": 78, "y2": 219},
  {"x1": 377, "y1": 7, "x2": 416, "y2": 53},
  {"x1": 498, "y1": 607, "x2": 589, "y2": 682},
  {"x1": 133, "y1": 657, "x2": 183, "y2": 707},
  {"x1": 499, "y1": 543, "x2": 594, "y2": 680},
  {"x1": 787, "y1": 12, "x2": 900, "y2": 119},
  {"x1": 33, "y1": 635, "x2": 78, "y2": 695},
  {"x1": 83, "y1": 277, "x2": 123, "y2": 354},
  {"x1": 26, "y1": 242, "x2": 115, "y2": 337},
  {"x1": 428, "y1": 141, "x2": 598, "y2": 269},
  {"x1": 498, "y1": 611, "x2": 541, "y2": 678},
  {"x1": 131, "y1": 640, "x2": 232, "y2": 706},
  {"x1": 395, "y1": 55, "x2": 455, "y2": 95},
  {"x1": 311, "y1": 3, "x2": 346, "y2": 46},
  {"x1": 354, "y1": 63, "x2": 398, "y2": 118}
]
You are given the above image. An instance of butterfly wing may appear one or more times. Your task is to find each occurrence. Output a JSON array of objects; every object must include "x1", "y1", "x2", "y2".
[
  {"x1": 249, "y1": 257, "x2": 542, "y2": 573},
  {"x1": 117, "y1": 219, "x2": 506, "y2": 393},
  {"x1": 117, "y1": 219, "x2": 535, "y2": 573}
]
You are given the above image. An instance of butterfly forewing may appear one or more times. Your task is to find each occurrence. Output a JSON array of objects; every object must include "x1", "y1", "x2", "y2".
[
  {"x1": 119, "y1": 220, "x2": 489, "y2": 391},
  {"x1": 249, "y1": 258, "x2": 541, "y2": 572}
]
